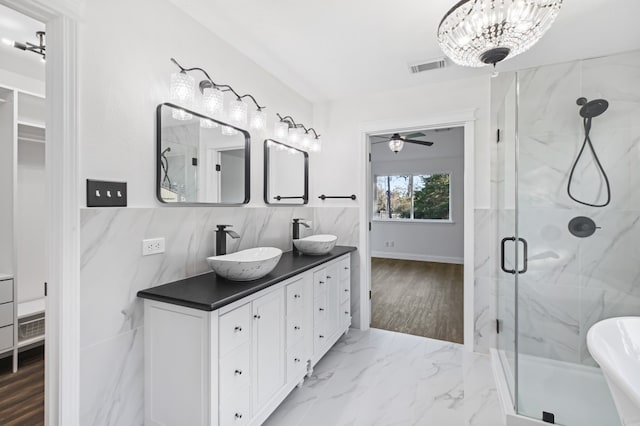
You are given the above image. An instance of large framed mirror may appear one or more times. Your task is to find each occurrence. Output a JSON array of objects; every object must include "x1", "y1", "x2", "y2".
[
  {"x1": 264, "y1": 139, "x2": 308, "y2": 205},
  {"x1": 156, "y1": 103, "x2": 250, "y2": 205}
]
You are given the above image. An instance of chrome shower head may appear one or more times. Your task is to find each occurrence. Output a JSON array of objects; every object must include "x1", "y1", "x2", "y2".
[{"x1": 576, "y1": 97, "x2": 609, "y2": 119}]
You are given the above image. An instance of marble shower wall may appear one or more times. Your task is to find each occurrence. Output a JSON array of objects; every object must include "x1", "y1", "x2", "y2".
[
  {"x1": 482, "y1": 50, "x2": 640, "y2": 365},
  {"x1": 79, "y1": 205, "x2": 359, "y2": 425}
]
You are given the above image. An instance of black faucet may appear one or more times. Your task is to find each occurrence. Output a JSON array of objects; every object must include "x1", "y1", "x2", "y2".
[
  {"x1": 215, "y1": 225, "x2": 240, "y2": 256},
  {"x1": 292, "y1": 218, "x2": 310, "y2": 255}
]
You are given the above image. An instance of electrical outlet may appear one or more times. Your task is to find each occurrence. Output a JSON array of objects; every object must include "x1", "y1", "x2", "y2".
[{"x1": 142, "y1": 238, "x2": 165, "y2": 256}]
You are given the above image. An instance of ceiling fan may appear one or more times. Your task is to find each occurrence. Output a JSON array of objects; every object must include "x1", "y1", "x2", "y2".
[{"x1": 372, "y1": 132, "x2": 434, "y2": 154}]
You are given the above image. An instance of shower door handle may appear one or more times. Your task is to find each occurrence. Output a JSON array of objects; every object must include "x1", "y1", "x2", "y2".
[
  {"x1": 518, "y1": 237, "x2": 528, "y2": 274},
  {"x1": 501, "y1": 237, "x2": 516, "y2": 274}
]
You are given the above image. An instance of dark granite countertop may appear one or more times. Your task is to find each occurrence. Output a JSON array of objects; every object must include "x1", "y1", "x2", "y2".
[{"x1": 137, "y1": 246, "x2": 357, "y2": 311}]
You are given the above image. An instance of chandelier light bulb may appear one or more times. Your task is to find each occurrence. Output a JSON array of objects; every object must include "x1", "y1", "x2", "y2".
[
  {"x1": 274, "y1": 121, "x2": 289, "y2": 140},
  {"x1": 437, "y1": 0, "x2": 563, "y2": 67}
]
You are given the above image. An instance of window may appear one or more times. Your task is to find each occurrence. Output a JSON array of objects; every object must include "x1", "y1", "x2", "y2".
[{"x1": 374, "y1": 173, "x2": 451, "y2": 221}]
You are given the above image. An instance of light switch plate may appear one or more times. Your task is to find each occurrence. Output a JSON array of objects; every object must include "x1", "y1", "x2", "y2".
[
  {"x1": 87, "y1": 179, "x2": 127, "y2": 207},
  {"x1": 142, "y1": 238, "x2": 165, "y2": 256}
]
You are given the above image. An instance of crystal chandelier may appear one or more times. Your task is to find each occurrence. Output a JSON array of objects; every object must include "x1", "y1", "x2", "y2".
[{"x1": 437, "y1": 0, "x2": 563, "y2": 67}]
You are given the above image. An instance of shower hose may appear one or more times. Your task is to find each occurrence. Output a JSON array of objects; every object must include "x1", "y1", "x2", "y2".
[{"x1": 566, "y1": 117, "x2": 611, "y2": 207}]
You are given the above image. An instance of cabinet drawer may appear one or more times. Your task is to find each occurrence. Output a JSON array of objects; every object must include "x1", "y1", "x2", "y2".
[
  {"x1": 338, "y1": 257, "x2": 350, "y2": 282},
  {"x1": 313, "y1": 269, "x2": 327, "y2": 295},
  {"x1": 341, "y1": 300, "x2": 351, "y2": 328},
  {"x1": 286, "y1": 279, "x2": 305, "y2": 316},
  {"x1": 219, "y1": 384, "x2": 251, "y2": 426},
  {"x1": 287, "y1": 342, "x2": 306, "y2": 383},
  {"x1": 0, "y1": 303, "x2": 13, "y2": 328},
  {"x1": 219, "y1": 342, "x2": 251, "y2": 397},
  {"x1": 286, "y1": 314, "x2": 305, "y2": 349},
  {"x1": 220, "y1": 303, "x2": 251, "y2": 357},
  {"x1": 0, "y1": 280, "x2": 12, "y2": 304},
  {"x1": 0, "y1": 325, "x2": 12, "y2": 352}
]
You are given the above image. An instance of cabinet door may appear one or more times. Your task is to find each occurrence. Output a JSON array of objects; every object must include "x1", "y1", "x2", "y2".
[
  {"x1": 326, "y1": 261, "x2": 340, "y2": 338},
  {"x1": 252, "y1": 289, "x2": 286, "y2": 412}
]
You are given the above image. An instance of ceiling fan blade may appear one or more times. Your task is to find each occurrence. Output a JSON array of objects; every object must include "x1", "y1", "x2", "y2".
[
  {"x1": 404, "y1": 139, "x2": 434, "y2": 146},
  {"x1": 371, "y1": 140, "x2": 389, "y2": 144},
  {"x1": 405, "y1": 132, "x2": 426, "y2": 139},
  {"x1": 371, "y1": 135, "x2": 391, "y2": 139}
]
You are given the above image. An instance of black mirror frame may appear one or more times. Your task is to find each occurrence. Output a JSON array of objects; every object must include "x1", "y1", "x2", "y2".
[
  {"x1": 156, "y1": 102, "x2": 251, "y2": 206},
  {"x1": 263, "y1": 139, "x2": 309, "y2": 205}
]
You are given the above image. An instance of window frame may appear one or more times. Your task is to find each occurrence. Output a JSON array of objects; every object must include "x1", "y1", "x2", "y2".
[{"x1": 372, "y1": 171, "x2": 453, "y2": 223}]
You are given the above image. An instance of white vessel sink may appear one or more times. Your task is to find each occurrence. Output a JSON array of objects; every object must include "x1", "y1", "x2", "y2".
[
  {"x1": 587, "y1": 316, "x2": 640, "y2": 426},
  {"x1": 206, "y1": 247, "x2": 282, "y2": 281},
  {"x1": 293, "y1": 234, "x2": 337, "y2": 255}
]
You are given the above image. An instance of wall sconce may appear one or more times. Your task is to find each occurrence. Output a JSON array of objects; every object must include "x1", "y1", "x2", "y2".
[
  {"x1": 275, "y1": 113, "x2": 322, "y2": 153},
  {"x1": 169, "y1": 58, "x2": 266, "y2": 129},
  {"x1": 2, "y1": 31, "x2": 46, "y2": 62}
]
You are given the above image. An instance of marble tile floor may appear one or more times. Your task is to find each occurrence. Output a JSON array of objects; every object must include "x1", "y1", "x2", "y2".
[{"x1": 265, "y1": 328, "x2": 505, "y2": 426}]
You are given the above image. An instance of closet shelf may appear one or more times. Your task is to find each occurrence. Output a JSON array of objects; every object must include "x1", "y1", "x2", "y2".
[
  {"x1": 17, "y1": 121, "x2": 45, "y2": 143},
  {"x1": 17, "y1": 298, "x2": 46, "y2": 319}
]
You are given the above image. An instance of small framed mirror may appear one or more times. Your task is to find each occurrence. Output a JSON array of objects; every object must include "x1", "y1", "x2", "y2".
[
  {"x1": 157, "y1": 103, "x2": 250, "y2": 205},
  {"x1": 264, "y1": 139, "x2": 309, "y2": 205}
]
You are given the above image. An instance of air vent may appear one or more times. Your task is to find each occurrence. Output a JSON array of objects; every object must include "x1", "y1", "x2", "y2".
[{"x1": 409, "y1": 58, "x2": 447, "y2": 74}]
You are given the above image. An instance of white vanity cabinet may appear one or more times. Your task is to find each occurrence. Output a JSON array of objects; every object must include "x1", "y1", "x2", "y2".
[{"x1": 143, "y1": 252, "x2": 351, "y2": 426}]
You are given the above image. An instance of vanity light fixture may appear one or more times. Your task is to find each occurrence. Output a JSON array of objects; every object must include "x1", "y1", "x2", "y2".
[
  {"x1": 169, "y1": 58, "x2": 266, "y2": 128},
  {"x1": 2, "y1": 31, "x2": 46, "y2": 62},
  {"x1": 275, "y1": 113, "x2": 322, "y2": 153},
  {"x1": 437, "y1": 0, "x2": 563, "y2": 67}
]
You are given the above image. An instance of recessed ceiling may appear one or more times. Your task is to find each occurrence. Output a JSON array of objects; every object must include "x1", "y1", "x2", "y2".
[
  {"x1": 169, "y1": 0, "x2": 640, "y2": 102},
  {"x1": 0, "y1": 3, "x2": 45, "y2": 81}
]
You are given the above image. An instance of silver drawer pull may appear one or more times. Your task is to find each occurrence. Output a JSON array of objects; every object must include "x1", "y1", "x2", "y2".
[
  {"x1": 319, "y1": 335, "x2": 325, "y2": 339},
  {"x1": 294, "y1": 294, "x2": 301, "y2": 298},
  {"x1": 234, "y1": 369, "x2": 243, "y2": 376},
  {"x1": 234, "y1": 326, "x2": 242, "y2": 332},
  {"x1": 319, "y1": 280, "x2": 325, "y2": 284},
  {"x1": 294, "y1": 326, "x2": 300, "y2": 330},
  {"x1": 345, "y1": 311, "x2": 349, "y2": 315},
  {"x1": 235, "y1": 413, "x2": 243, "y2": 419},
  {"x1": 294, "y1": 358, "x2": 300, "y2": 363},
  {"x1": 344, "y1": 267, "x2": 349, "y2": 270},
  {"x1": 327, "y1": 275, "x2": 332, "y2": 279},
  {"x1": 319, "y1": 308, "x2": 324, "y2": 312},
  {"x1": 344, "y1": 289, "x2": 349, "y2": 292}
]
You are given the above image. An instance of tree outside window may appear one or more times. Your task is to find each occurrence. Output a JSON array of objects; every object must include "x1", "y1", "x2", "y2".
[{"x1": 374, "y1": 173, "x2": 450, "y2": 221}]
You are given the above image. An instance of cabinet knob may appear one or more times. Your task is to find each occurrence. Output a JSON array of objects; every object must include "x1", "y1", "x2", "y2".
[
  {"x1": 294, "y1": 326, "x2": 300, "y2": 330},
  {"x1": 234, "y1": 326, "x2": 242, "y2": 332},
  {"x1": 234, "y1": 369, "x2": 243, "y2": 376},
  {"x1": 294, "y1": 358, "x2": 300, "y2": 363},
  {"x1": 344, "y1": 289, "x2": 349, "y2": 292},
  {"x1": 319, "y1": 335, "x2": 325, "y2": 339},
  {"x1": 319, "y1": 281, "x2": 325, "y2": 284},
  {"x1": 327, "y1": 275, "x2": 332, "y2": 279},
  {"x1": 235, "y1": 413, "x2": 243, "y2": 419},
  {"x1": 345, "y1": 311, "x2": 350, "y2": 315},
  {"x1": 254, "y1": 314, "x2": 261, "y2": 319},
  {"x1": 294, "y1": 294, "x2": 301, "y2": 299},
  {"x1": 344, "y1": 267, "x2": 349, "y2": 270},
  {"x1": 319, "y1": 308, "x2": 324, "y2": 312}
]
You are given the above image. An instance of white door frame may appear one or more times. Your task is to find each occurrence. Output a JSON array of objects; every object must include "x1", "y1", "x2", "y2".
[
  {"x1": 0, "y1": 1, "x2": 81, "y2": 424},
  {"x1": 359, "y1": 109, "x2": 476, "y2": 351}
]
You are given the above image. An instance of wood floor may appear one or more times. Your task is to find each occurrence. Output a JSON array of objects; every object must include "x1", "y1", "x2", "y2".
[
  {"x1": 371, "y1": 258, "x2": 464, "y2": 344},
  {"x1": 0, "y1": 347, "x2": 44, "y2": 426}
]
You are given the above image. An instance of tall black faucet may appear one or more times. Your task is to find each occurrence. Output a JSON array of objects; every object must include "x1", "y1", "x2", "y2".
[
  {"x1": 292, "y1": 218, "x2": 310, "y2": 255},
  {"x1": 215, "y1": 225, "x2": 240, "y2": 256}
]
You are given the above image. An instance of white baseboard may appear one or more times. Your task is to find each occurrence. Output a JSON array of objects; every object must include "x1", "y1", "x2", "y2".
[{"x1": 371, "y1": 251, "x2": 464, "y2": 264}]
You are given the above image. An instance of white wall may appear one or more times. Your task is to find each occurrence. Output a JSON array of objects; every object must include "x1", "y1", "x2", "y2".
[
  {"x1": 79, "y1": 0, "x2": 313, "y2": 207},
  {"x1": 16, "y1": 140, "x2": 46, "y2": 302},
  {"x1": 370, "y1": 127, "x2": 464, "y2": 263}
]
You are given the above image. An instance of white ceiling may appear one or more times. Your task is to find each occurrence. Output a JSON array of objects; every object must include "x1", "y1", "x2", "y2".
[
  {"x1": 169, "y1": 0, "x2": 640, "y2": 102},
  {"x1": 0, "y1": 3, "x2": 45, "y2": 81}
]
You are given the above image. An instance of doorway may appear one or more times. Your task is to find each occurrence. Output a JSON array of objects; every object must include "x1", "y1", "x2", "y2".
[
  {"x1": 0, "y1": 3, "x2": 47, "y2": 424},
  {"x1": 367, "y1": 126, "x2": 465, "y2": 344}
]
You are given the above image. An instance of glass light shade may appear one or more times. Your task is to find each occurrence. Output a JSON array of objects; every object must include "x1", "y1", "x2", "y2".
[
  {"x1": 288, "y1": 126, "x2": 304, "y2": 145},
  {"x1": 388, "y1": 139, "x2": 404, "y2": 153},
  {"x1": 437, "y1": 0, "x2": 563, "y2": 67},
  {"x1": 250, "y1": 109, "x2": 267, "y2": 131},
  {"x1": 301, "y1": 132, "x2": 313, "y2": 149},
  {"x1": 200, "y1": 118, "x2": 218, "y2": 129},
  {"x1": 170, "y1": 71, "x2": 195, "y2": 120},
  {"x1": 222, "y1": 125, "x2": 238, "y2": 136},
  {"x1": 228, "y1": 99, "x2": 248, "y2": 128},
  {"x1": 274, "y1": 121, "x2": 289, "y2": 140},
  {"x1": 202, "y1": 86, "x2": 224, "y2": 119},
  {"x1": 310, "y1": 136, "x2": 322, "y2": 153}
]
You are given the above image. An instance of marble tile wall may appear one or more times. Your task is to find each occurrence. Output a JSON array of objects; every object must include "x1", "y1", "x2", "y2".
[
  {"x1": 483, "y1": 50, "x2": 640, "y2": 365},
  {"x1": 79, "y1": 205, "x2": 359, "y2": 425}
]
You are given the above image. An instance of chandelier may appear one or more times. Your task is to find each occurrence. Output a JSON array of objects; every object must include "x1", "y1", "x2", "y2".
[{"x1": 437, "y1": 0, "x2": 563, "y2": 67}]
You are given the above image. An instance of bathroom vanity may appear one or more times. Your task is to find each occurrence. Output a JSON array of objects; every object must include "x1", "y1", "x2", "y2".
[{"x1": 137, "y1": 246, "x2": 355, "y2": 426}]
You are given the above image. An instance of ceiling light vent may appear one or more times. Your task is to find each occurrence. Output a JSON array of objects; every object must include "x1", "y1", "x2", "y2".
[{"x1": 409, "y1": 58, "x2": 447, "y2": 74}]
